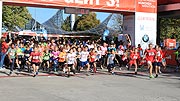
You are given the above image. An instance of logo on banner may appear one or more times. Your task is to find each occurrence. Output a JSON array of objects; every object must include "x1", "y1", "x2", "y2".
[
  {"x1": 142, "y1": 34, "x2": 149, "y2": 42},
  {"x1": 140, "y1": 25, "x2": 144, "y2": 31}
]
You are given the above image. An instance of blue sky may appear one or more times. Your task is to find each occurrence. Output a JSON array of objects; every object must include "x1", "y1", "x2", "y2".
[{"x1": 27, "y1": 7, "x2": 110, "y2": 24}]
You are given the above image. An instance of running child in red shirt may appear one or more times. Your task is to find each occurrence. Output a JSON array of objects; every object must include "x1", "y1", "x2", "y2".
[
  {"x1": 144, "y1": 43, "x2": 157, "y2": 78},
  {"x1": 129, "y1": 48, "x2": 140, "y2": 75},
  {"x1": 154, "y1": 46, "x2": 163, "y2": 78},
  {"x1": 89, "y1": 48, "x2": 97, "y2": 73},
  {"x1": 29, "y1": 46, "x2": 42, "y2": 77}
]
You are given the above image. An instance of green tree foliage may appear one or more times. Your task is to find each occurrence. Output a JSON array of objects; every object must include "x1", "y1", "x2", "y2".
[
  {"x1": 61, "y1": 15, "x2": 71, "y2": 31},
  {"x1": 74, "y1": 13, "x2": 100, "y2": 31},
  {"x1": 160, "y1": 18, "x2": 180, "y2": 41},
  {"x1": 62, "y1": 12, "x2": 100, "y2": 31},
  {"x1": 2, "y1": 6, "x2": 31, "y2": 31}
]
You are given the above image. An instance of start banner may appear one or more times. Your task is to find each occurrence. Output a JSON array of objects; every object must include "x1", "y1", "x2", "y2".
[{"x1": 3, "y1": 0, "x2": 135, "y2": 12}]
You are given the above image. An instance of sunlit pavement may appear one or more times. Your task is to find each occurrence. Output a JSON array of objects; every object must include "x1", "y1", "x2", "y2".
[{"x1": 0, "y1": 67, "x2": 180, "y2": 101}]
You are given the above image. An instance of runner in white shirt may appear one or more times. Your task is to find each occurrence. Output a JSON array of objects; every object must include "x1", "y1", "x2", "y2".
[
  {"x1": 66, "y1": 48, "x2": 76, "y2": 77},
  {"x1": 96, "y1": 46, "x2": 102, "y2": 68},
  {"x1": 97, "y1": 46, "x2": 102, "y2": 61},
  {"x1": 79, "y1": 46, "x2": 90, "y2": 74},
  {"x1": 100, "y1": 42, "x2": 107, "y2": 68}
]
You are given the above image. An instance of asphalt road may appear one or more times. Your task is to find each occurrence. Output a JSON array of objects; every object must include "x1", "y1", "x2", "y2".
[{"x1": 0, "y1": 68, "x2": 180, "y2": 101}]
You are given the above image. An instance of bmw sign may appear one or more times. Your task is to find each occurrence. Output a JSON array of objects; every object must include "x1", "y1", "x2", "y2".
[{"x1": 142, "y1": 34, "x2": 149, "y2": 42}]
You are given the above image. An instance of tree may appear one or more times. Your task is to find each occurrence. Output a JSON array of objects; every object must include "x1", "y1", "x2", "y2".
[
  {"x1": 2, "y1": 6, "x2": 31, "y2": 31},
  {"x1": 61, "y1": 15, "x2": 71, "y2": 31},
  {"x1": 160, "y1": 18, "x2": 180, "y2": 42},
  {"x1": 74, "y1": 13, "x2": 100, "y2": 31},
  {"x1": 61, "y1": 12, "x2": 100, "y2": 31}
]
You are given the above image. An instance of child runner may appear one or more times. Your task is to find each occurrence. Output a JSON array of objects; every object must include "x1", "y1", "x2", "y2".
[
  {"x1": 24, "y1": 45, "x2": 32, "y2": 72},
  {"x1": 66, "y1": 48, "x2": 76, "y2": 77},
  {"x1": 72, "y1": 47, "x2": 77, "y2": 69},
  {"x1": 129, "y1": 48, "x2": 140, "y2": 75},
  {"x1": 29, "y1": 46, "x2": 42, "y2": 77},
  {"x1": 76, "y1": 47, "x2": 81, "y2": 72},
  {"x1": 8, "y1": 44, "x2": 16, "y2": 75},
  {"x1": 107, "y1": 49, "x2": 116, "y2": 75},
  {"x1": 96, "y1": 46, "x2": 102, "y2": 69},
  {"x1": 51, "y1": 46, "x2": 60, "y2": 72},
  {"x1": 79, "y1": 46, "x2": 90, "y2": 75},
  {"x1": 154, "y1": 46, "x2": 163, "y2": 78},
  {"x1": 42, "y1": 48, "x2": 51, "y2": 72},
  {"x1": 89, "y1": 48, "x2": 97, "y2": 73},
  {"x1": 100, "y1": 42, "x2": 107, "y2": 68},
  {"x1": 144, "y1": 43, "x2": 157, "y2": 78},
  {"x1": 59, "y1": 48, "x2": 67, "y2": 72},
  {"x1": 16, "y1": 44, "x2": 24, "y2": 72},
  {"x1": 122, "y1": 49, "x2": 129, "y2": 69}
]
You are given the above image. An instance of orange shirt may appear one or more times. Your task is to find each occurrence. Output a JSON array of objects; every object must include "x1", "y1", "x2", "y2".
[{"x1": 59, "y1": 52, "x2": 66, "y2": 62}]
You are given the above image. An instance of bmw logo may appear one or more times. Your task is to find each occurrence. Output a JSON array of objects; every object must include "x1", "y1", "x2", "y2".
[{"x1": 142, "y1": 34, "x2": 149, "y2": 42}]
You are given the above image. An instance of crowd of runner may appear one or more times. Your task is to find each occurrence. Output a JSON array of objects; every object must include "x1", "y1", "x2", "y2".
[{"x1": 0, "y1": 36, "x2": 179, "y2": 78}]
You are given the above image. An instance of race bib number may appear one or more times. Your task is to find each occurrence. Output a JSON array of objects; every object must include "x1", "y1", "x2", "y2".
[
  {"x1": 25, "y1": 54, "x2": 30, "y2": 57},
  {"x1": 33, "y1": 56, "x2": 39, "y2": 59},
  {"x1": 133, "y1": 56, "x2": 137, "y2": 59},
  {"x1": 118, "y1": 50, "x2": 124, "y2": 55},
  {"x1": 149, "y1": 52, "x2": 154, "y2": 56},
  {"x1": 10, "y1": 52, "x2": 15, "y2": 56},
  {"x1": 91, "y1": 55, "x2": 96, "y2": 58}
]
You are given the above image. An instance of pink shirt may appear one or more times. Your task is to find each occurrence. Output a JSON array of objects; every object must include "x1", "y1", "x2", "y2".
[
  {"x1": 101, "y1": 46, "x2": 107, "y2": 55},
  {"x1": 52, "y1": 51, "x2": 60, "y2": 59}
]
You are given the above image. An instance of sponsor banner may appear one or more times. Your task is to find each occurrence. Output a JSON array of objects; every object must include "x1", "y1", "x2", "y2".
[
  {"x1": 123, "y1": 15, "x2": 135, "y2": 46},
  {"x1": 135, "y1": 12, "x2": 157, "y2": 49},
  {"x1": 164, "y1": 39, "x2": 176, "y2": 49},
  {"x1": 136, "y1": 0, "x2": 157, "y2": 13},
  {"x1": 3, "y1": 0, "x2": 135, "y2": 12},
  {"x1": 135, "y1": 0, "x2": 157, "y2": 49}
]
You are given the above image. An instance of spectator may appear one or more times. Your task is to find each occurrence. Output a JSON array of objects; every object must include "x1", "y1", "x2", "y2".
[{"x1": 0, "y1": 38, "x2": 12, "y2": 69}]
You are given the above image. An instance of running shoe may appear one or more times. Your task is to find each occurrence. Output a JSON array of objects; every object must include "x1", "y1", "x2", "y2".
[
  {"x1": 36, "y1": 71, "x2": 39, "y2": 75},
  {"x1": 33, "y1": 74, "x2": 36, "y2": 77},
  {"x1": 126, "y1": 65, "x2": 128, "y2": 68},
  {"x1": 0, "y1": 67, "x2": 5, "y2": 70},
  {"x1": 100, "y1": 65, "x2": 104, "y2": 69},
  {"x1": 149, "y1": 75, "x2": 154, "y2": 78},
  {"x1": 72, "y1": 70, "x2": 76, "y2": 74},
  {"x1": 9, "y1": 71, "x2": 12, "y2": 76},
  {"x1": 159, "y1": 70, "x2": 162, "y2": 74},
  {"x1": 155, "y1": 74, "x2": 158, "y2": 78},
  {"x1": 111, "y1": 72, "x2": 115, "y2": 75}
]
